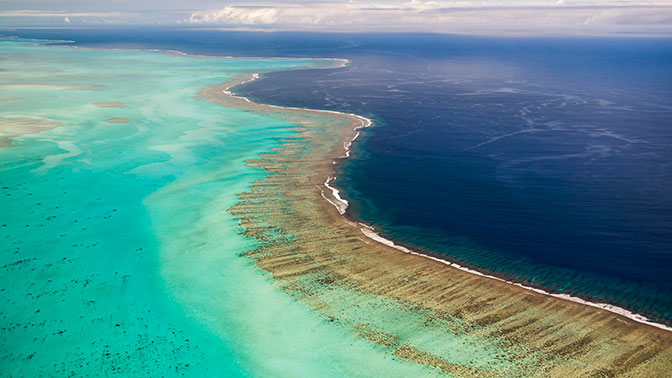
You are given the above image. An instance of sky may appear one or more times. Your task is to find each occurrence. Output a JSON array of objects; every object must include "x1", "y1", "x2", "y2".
[{"x1": 0, "y1": 0, "x2": 671, "y2": 36}]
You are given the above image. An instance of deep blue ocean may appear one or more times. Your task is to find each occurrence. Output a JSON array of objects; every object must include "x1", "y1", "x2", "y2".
[{"x1": 6, "y1": 28, "x2": 671, "y2": 324}]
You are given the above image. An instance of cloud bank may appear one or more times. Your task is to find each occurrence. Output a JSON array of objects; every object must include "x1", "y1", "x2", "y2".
[
  {"x1": 0, "y1": 0, "x2": 670, "y2": 35},
  {"x1": 185, "y1": 1, "x2": 672, "y2": 35},
  {"x1": 0, "y1": 10, "x2": 141, "y2": 25}
]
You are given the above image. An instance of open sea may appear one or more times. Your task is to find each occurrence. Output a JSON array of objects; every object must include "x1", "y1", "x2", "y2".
[{"x1": 5, "y1": 28, "x2": 672, "y2": 326}]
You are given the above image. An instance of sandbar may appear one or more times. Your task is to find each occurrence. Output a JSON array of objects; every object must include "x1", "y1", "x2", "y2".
[
  {"x1": 94, "y1": 101, "x2": 127, "y2": 108},
  {"x1": 0, "y1": 83, "x2": 100, "y2": 90},
  {"x1": 105, "y1": 118, "x2": 132, "y2": 123},
  {"x1": 0, "y1": 117, "x2": 59, "y2": 147}
]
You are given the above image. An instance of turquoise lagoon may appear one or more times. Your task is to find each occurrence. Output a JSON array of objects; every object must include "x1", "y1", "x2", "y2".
[{"x1": 0, "y1": 39, "x2": 437, "y2": 377}]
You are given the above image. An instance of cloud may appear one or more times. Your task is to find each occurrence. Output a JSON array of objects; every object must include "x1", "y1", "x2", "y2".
[
  {"x1": 0, "y1": 9, "x2": 159, "y2": 26},
  {"x1": 0, "y1": 10, "x2": 129, "y2": 18},
  {"x1": 1, "y1": 1, "x2": 670, "y2": 35},
  {"x1": 188, "y1": 4, "x2": 362, "y2": 25},
  {"x1": 184, "y1": 2, "x2": 672, "y2": 35},
  {"x1": 189, "y1": 7, "x2": 280, "y2": 24},
  {"x1": 187, "y1": 2, "x2": 475, "y2": 25}
]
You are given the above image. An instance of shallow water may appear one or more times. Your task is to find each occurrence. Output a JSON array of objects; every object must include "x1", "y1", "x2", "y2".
[{"x1": 0, "y1": 39, "x2": 437, "y2": 377}]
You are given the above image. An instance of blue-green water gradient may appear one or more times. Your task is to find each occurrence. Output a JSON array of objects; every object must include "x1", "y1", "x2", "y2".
[{"x1": 0, "y1": 39, "x2": 437, "y2": 377}]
